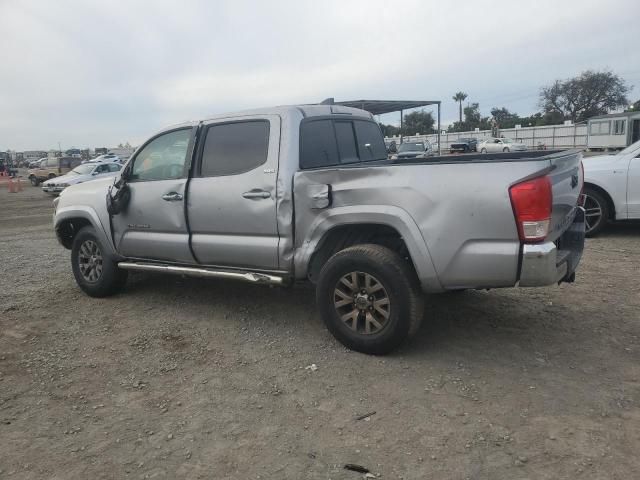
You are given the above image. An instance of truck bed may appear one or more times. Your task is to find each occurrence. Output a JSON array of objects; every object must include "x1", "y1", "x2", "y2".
[{"x1": 293, "y1": 149, "x2": 583, "y2": 291}]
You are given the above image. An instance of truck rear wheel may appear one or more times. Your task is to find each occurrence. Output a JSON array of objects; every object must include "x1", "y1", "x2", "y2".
[
  {"x1": 71, "y1": 226, "x2": 128, "y2": 297},
  {"x1": 30, "y1": 176, "x2": 39, "y2": 186},
  {"x1": 316, "y1": 244, "x2": 424, "y2": 355}
]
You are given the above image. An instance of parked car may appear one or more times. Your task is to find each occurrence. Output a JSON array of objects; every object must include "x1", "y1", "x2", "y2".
[
  {"x1": 479, "y1": 137, "x2": 527, "y2": 153},
  {"x1": 85, "y1": 154, "x2": 121, "y2": 164},
  {"x1": 52, "y1": 104, "x2": 584, "y2": 354},
  {"x1": 582, "y1": 139, "x2": 640, "y2": 236},
  {"x1": 28, "y1": 156, "x2": 83, "y2": 186},
  {"x1": 390, "y1": 140, "x2": 433, "y2": 160},
  {"x1": 42, "y1": 161, "x2": 122, "y2": 195},
  {"x1": 450, "y1": 137, "x2": 478, "y2": 153},
  {"x1": 28, "y1": 158, "x2": 47, "y2": 169}
]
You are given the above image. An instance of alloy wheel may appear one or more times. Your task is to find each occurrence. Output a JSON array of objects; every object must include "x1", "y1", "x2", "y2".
[
  {"x1": 583, "y1": 194, "x2": 603, "y2": 234},
  {"x1": 78, "y1": 240, "x2": 103, "y2": 282},
  {"x1": 333, "y1": 271, "x2": 391, "y2": 335}
]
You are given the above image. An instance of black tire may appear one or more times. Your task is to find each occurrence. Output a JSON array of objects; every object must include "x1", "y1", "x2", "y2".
[
  {"x1": 71, "y1": 226, "x2": 128, "y2": 297},
  {"x1": 583, "y1": 187, "x2": 609, "y2": 237},
  {"x1": 480, "y1": 148, "x2": 487, "y2": 154},
  {"x1": 503, "y1": 147, "x2": 510, "y2": 152},
  {"x1": 48, "y1": 173, "x2": 56, "y2": 179},
  {"x1": 30, "y1": 176, "x2": 39, "y2": 186},
  {"x1": 316, "y1": 244, "x2": 424, "y2": 355}
]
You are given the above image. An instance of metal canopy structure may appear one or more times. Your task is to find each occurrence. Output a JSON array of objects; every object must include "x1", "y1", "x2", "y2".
[
  {"x1": 333, "y1": 99, "x2": 442, "y2": 155},
  {"x1": 334, "y1": 99, "x2": 440, "y2": 116}
]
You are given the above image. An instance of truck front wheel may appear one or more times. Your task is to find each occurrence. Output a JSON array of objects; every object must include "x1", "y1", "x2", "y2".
[
  {"x1": 71, "y1": 226, "x2": 128, "y2": 297},
  {"x1": 316, "y1": 244, "x2": 424, "y2": 355}
]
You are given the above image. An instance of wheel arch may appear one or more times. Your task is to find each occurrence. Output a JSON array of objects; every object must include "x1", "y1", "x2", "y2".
[
  {"x1": 583, "y1": 182, "x2": 616, "y2": 220},
  {"x1": 294, "y1": 207, "x2": 442, "y2": 292},
  {"x1": 54, "y1": 207, "x2": 117, "y2": 257}
]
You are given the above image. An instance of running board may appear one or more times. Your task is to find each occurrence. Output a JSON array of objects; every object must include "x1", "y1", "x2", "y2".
[{"x1": 117, "y1": 262, "x2": 285, "y2": 285}]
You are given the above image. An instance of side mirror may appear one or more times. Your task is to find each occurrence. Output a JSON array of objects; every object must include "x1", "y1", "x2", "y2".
[{"x1": 92, "y1": 171, "x2": 99, "y2": 176}]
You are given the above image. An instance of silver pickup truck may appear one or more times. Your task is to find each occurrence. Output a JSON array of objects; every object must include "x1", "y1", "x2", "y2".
[{"x1": 53, "y1": 104, "x2": 585, "y2": 354}]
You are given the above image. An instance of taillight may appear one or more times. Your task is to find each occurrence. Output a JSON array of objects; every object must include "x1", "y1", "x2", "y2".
[{"x1": 509, "y1": 175, "x2": 552, "y2": 243}]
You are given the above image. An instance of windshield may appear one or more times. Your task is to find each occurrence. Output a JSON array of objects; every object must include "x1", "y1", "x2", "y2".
[
  {"x1": 398, "y1": 142, "x2": 425, "y2": 152},
  {"x1": 70, "y1": 164, "x2": 96, "y2": 175},
  {"x1": 501, "y1": 138, "x2": 513, "y2": 144},
  {"x1": 617, "y1": 139, "x2": 640, "y2": 156}
]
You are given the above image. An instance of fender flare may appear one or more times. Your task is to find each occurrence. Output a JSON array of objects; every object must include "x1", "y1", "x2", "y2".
[
  {"x1": 54, "y1": 205, "x2": 118, "y2": 257},
  {"x1": 294, "y1": 205, "x2": 443, "y2": 292}
]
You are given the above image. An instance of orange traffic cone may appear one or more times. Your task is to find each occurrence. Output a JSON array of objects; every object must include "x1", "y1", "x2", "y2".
[{"x1": 9, "y1": 178, "x2": 22, "y2": 193}]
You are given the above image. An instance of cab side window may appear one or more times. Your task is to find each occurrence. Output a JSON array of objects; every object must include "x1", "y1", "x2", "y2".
[
  {"x1": 131, "y1": 129, "x2": 192, "y2": 181},
  {"x1": 200, "y1": 121, "x2": 270, "y2": 177}
]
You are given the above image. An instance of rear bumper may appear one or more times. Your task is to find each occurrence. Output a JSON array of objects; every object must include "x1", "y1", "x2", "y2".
[{"x1": 518, "y1": 207, "x2": 585, "y2": 287}]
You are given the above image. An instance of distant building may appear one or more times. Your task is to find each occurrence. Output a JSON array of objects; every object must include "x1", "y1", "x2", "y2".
[
  {"x1": 23, "y1": 150, "x2": 48, "y2": 161},
  {"x1": 587, "y1": 111, "x2": 640, "y2": 150}
]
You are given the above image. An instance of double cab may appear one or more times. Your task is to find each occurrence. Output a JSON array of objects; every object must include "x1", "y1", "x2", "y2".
[{"x1": 53, "y1": 104, "x2": 585, "y2": 354}]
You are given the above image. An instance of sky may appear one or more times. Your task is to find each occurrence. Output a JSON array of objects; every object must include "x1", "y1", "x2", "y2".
[{"x1": 1, "y1": 0, "x2": 639, "y2": 151}]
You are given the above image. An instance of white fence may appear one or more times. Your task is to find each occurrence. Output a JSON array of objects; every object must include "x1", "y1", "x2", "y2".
[{"x1": 386, "y1": 123, "x2": 588, "y2": 151}]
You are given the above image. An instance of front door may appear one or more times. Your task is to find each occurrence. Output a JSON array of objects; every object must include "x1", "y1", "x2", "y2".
[
  {"x1": 187, "y1": 115, "x2": 281, "y2": 270},
  {"x1": 112, "y1": 127, "x2": 196, "y2": 263},
  {"x1": 627, "y1": 154, "x2": 640, "y2": 218}
]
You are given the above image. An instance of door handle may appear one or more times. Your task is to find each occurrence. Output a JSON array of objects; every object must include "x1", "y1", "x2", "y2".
[
  {"x1": 242, "y1": 190, "x2": 271, "y2": 199},
  {"x1": 162, "y1": 192, "x2": 183, "y2": 202}
]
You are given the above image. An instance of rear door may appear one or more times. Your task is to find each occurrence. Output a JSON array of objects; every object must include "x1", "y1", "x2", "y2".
[
  {"x1": 111, "y1": 127, "x2": 196, "y2": 263},
  {"x1": 187, "y1": 115, "x2": 281, "y2": 270}
]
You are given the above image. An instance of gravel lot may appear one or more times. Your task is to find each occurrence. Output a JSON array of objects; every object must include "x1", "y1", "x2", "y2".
[{"x1": 1, "y1": 183, "x2": 639, "y2": 479}]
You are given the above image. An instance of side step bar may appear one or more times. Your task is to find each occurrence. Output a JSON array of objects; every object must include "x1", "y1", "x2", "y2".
[{"x1": 118, "y1": 262, "x2": 285, "y2": 285}]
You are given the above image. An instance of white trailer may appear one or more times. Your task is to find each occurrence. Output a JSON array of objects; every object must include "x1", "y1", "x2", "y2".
[{"x1": 587, "y1": 111, "x2": 640, "y2": 151}]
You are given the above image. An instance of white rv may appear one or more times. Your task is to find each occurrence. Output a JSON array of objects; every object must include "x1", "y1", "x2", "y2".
[{"x1": 587, "y1": 111, "x2": 640, "y2": 151}]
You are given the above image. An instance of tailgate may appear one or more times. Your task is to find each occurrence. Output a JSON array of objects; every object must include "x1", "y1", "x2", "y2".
[{"x1": 546, "y1": 150, "x2": 583, "y2": 242}]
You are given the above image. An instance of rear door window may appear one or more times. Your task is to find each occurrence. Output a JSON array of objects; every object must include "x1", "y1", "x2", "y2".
[
  {"x1": 200, "y1": 121, "x2": 270, "y2": 177},
  {"x1": 300, "y1": 119, "x2": 340, "y2": 169}
]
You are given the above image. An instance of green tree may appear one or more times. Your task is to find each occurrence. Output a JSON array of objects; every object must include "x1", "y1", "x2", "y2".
[
  {"x1": 401, "y1": 110, "x2": 435, "y2": 135},
  {"x1": 379, "y1": 123, "x2": 400, "y2": 137},
  {"x1": 490, "y1": 107, "x2": 521, "y2": 129},
  {"x1": 539, "y1": 70, "x2": 630, "y2": 122},
  {"x1": 452, "y1": 92, "x2": 468, "y2": 124},
  {"x1": 449, "y1": 103, "x2": 491, "y2": 132}
]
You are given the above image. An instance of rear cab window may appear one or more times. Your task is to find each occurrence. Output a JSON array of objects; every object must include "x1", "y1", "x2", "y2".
[{"x1": 300, "y1": 117, "x2": 387, "y2": 169}]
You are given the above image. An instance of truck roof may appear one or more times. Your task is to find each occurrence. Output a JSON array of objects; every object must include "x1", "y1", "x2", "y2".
[{"x1": 158, "y1": 104, "x2": 374, "y2": 134}]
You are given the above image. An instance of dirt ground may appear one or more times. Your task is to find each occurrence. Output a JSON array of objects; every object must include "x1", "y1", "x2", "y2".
[{"x1": 1, "y1": 183, "x2": 639, "y2": 480}]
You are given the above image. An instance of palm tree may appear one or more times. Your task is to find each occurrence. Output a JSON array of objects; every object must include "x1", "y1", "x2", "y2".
[{"x1": 452, "y1": 92, "x2": 468, "y2": 124}]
